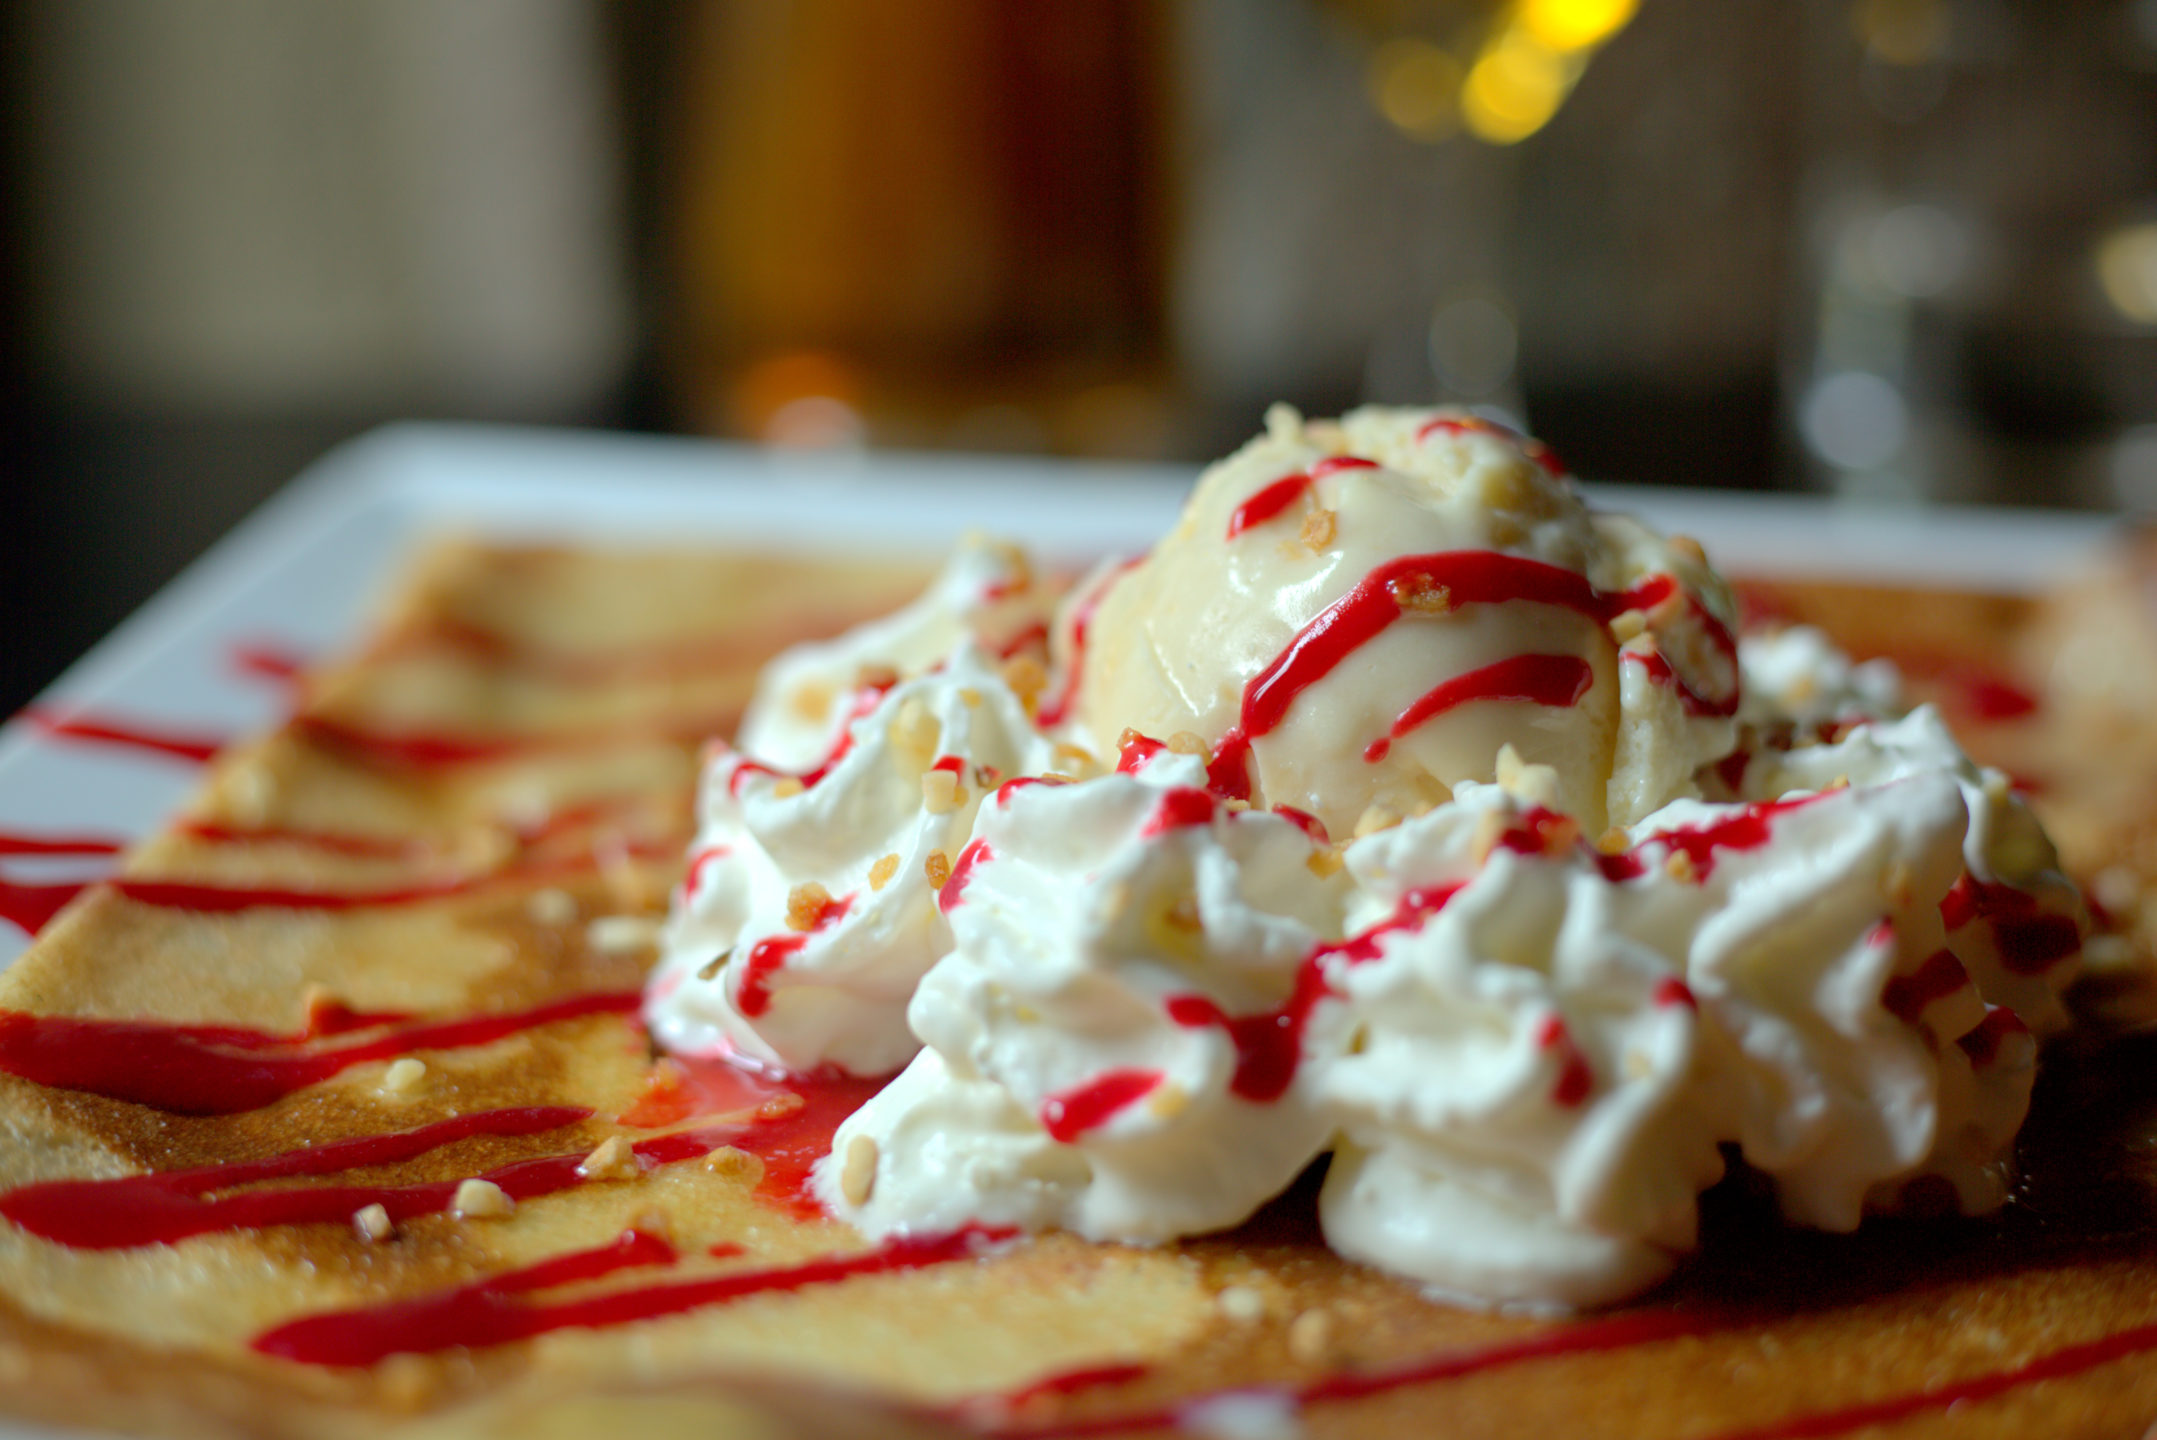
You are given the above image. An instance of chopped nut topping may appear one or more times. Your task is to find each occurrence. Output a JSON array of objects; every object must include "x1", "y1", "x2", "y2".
[
  {"x1": 381, "y1": 1057, "x2": 427, "y2": 1094},
  {"x1": 1298, "y1": 507, "x2": 1338, "y2": 551},
  {"x1": 1223, "y1": 797, "x2": 1252, "y2": 813},
  {"x1": 1596, "y1": 827, "x2": 1631, "y2": 856},
  {"x1": 770, "y1": 776, "x2": 806, "y2": 800},
  {"x1": 868, "y1": 853, "x2": 901, "y2": 891},
  {"x1": 451, "y1": 1179, "x2": 513, "y2": 1219},
  {"x1": 1389, "y1": 574, "x2": 1453, "y2": 615},
  {"x1": 1609, "y1": 609, "x2": 1648, "y2": 643},
  {"x1": 577, "y1": 1135, "x2": 638, "y2": 1181},
  {"x1": 926, "y1": 850, "x2": 953, "y2": 889},
  {"x1": 972, "y1": 763, "x2": 1001, "y2": 788},
  {"x1": 958, "y1": 687, "x2": 984, "y2": 709},
  {"x1": 1117, "y1": 727, "x2": 1146, "y2": 751},
  {"x1": 1216, "y1": 1285, "x2": 1267, "y2": 1323},
  {"x1": 922, "y1": 768, "x2": 965, "y2": 815},
  {"x1": 757, "y1": 1091, "x2": 807, "y2": 1121},
  {"x1": 696, "y1": 948, "x2": 732, "y2": 981},
  {"x1": 890, "y1": 696, "x2": 939, "y2": 761},
  {"x1": 1287, "y1": 1308, "x2": 1335, "y2": 1365},
  {"x1": 707, "y1": 1146, "x2": 765, "y2": 1185},
  {"x1": 1307, "y1": 847, "x2": 1345, "y2": 878},
  {"x1": 628, "y1": 1207, "x2": 673, "y2": 1244},
  {"x1": 1000, "y1": 656, "x2": 1049, "y2": 711},
  {"x1": 353, "y1": 1203, "x2": 393, "y2": 1243},
  {"x1": 526, "y1": 886, "x2": 578, "y2": 926},
  {"x1": 587, "y1": 914, "x2": 662, "y2": 953},
  {"x1": 855, "y1": 662, "x2": 900, "y2": 691},
  {"x1": 1166, "y1": 730, "x2": 1208, "y2": 756},
  {"x1": 1667, "y1": 533, "x2": 1708, "y2": 566},
  {"x1": 788, "y1": 680, "x2": 836, "y2": 724},
  {"x1": 1665, "y1": 850, "x2": 1698, "y2": 883},
  {"x1": 786, "y1": 881, "x2": 835, "y2": 932},
  {"x1": 1147, "y1": 1082, "x2": 1191, "y2": 1120},
  {"x1": 839, "y1": 1134, "x2": 879, "y2": 1207},
  {"x1": 1354, "y1": 805, "x2": 1401, "y2": 840}
]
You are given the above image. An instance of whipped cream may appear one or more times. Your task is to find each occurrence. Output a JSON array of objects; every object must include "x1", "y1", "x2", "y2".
[{"x1": 645, "y1": 406, "x2": 2085, "y2": 1310}]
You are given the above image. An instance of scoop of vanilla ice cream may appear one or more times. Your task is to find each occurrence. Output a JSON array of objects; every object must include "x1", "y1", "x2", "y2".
[{"x1": 1071, "y1": 406, "x2": 1740, "y2": 840}]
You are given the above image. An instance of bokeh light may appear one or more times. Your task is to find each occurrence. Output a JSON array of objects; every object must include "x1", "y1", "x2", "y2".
[{"x1": 1368, "y1": 37, "x2": 1464, "y2": 143}]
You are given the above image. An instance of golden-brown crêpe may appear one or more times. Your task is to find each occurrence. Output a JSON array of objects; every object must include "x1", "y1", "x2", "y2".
[{"x1": 0, "y1": 547, "x2": 2153, "y2": 1439}]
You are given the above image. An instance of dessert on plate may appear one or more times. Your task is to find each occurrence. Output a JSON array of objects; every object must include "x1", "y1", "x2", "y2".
[{"x1": 0, "y1": 409, "x2": 2147, "y2": 1439}]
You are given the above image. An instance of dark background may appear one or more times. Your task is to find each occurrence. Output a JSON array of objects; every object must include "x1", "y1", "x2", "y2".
[{"x1": 3, "y1": 0, "x2": 2153, "y2": 716}]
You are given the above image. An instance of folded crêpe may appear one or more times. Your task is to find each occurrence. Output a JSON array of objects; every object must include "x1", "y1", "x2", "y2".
[{"x1": 0, "y1": 516, "x2": 2150, "y2": 1435}]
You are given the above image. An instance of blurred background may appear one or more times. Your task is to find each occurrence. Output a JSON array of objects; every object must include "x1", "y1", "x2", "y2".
[{"x1": 3, "y1": 0, "x2": 2155, "y2": 714}]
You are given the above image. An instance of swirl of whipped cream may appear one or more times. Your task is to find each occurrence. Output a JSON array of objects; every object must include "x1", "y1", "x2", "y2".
[
  {"x1": 823, "y1": 752, "x2": 1348, "y2": 1242},
  {"x1": 645, "y1": 540, "x2": 1068, "y2": 1075},
  {"x1": 648, "y1": 407, "x2": 2086, "y2": 1311}
]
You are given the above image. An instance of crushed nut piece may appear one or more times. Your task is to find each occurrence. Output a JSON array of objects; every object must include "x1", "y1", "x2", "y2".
[
  {"x1": 628, "y1": 1207, "x2": 673, "y2": 1244},
  {"x1": 868, "y1": 853, "x2": 901, "y2": 891},
  {"x1": 1596, "y1": 827, "x2": 1631, "y2": 856},
  {"x1": 696, "y1": 948, "x2": 732, "y2": 981},
  {"x1": 1609, "y1": 609, "x2": 1648, "y2": 643},
  {"x1": 758, "y1": 1091, "x2": 807, "y2": 1120},
  {"x1": 770, "y1": 776, "x2": 806, "y2": 799},
  {"x1": 786, "y1": 881, "x2": 835, "y2": 932},
  {"x1": 958, "y1": 687, "x2": 984, "y2": 708},
  {"x1": 926, "y1": 850, "x2": 953, "y2": 889},
  {"x1": 1665, "y1": 850, "x2": 1698, "y2": 883},
  {"x1": 587, "y1": 914, "x2": 662, "y2": 953},
  {"x1": 451, "y1": 1179, "x2": 513, "y2": 1219},
  {"x1": 1307, "y1": 848, "x2": 1345, "y2": 878},
  {"x1": 1354, "y1": 805, "x2": 1401, "y2": 840},
  {"x1": 707, "y1": 1146, "x2": 765, "y2": 1185},
  {"x1": 1147, "y1": 1082, "x2": 1191, "y2": 1120},
  {"x1": 1000, "y1": 656, "x2": 1049, "y2": 711},
  {"x1": 1667, "y1": 534, "x2": 1708, "y2": 565},
  {"x1": 1298, "y1": 506, "x2": 1338, "y2": 551},
  {"x1": 1216, "y1": 1285, "x2": 1267, "y2": 1323},
  {"x1": 381, "y1": 1057, "x2": 427, "y2": 1094},
  {"x1": 787, "y1": 680, "x2": 836, "y2": 723},
  {"x1": 1389, "y1": 574, "x2": 1454, "y2": 615},
  {"x1": 577, "y1": 1135, "x2": 638, "y2": 1181},
  {"x1": 922, "y1": 768, "x2": 965, "y2": 815},
  {"x1": 526, "y1": 886, "x2": 578, "y2": 926},
  {"x1": 1166, "y1": 730, "x2": 1208, "y2": 756},
  {"x1": 1287, "y1": 1308, "x2": 1334, "y2": 1365},
  {"x1": 353, "y1": 1203, "x2": 393, "y2": 1243},
  {"x1": 840, "y1": 1134, "x2": 879, "y2": 1207},
  {"x1": 889, "y1": 697, "x2": 939, "y2": 761}
]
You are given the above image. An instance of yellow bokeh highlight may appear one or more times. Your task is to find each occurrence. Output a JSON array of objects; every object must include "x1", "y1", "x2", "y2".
[
  {"x1": 1462, "y1": 31, "x2": 1574, "y2": 145},
  {"x1": 1368, "y1": 37, "x2": 1464, "y2": 143},
  {"x1": 2096, "y1": 224, "x2": 2157, "y2": 326},
  {"x1": 1851, "y1": 0, "x2": 1950, "y2": 65},
  {"x1": 1518, "y1": 0, "x2": 1640, "y2": 52}
]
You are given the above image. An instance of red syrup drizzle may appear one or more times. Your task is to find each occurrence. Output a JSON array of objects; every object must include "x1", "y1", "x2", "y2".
[
  {"x1": 1364, "y1": 653, "x2": 1593, "y2": 764},
  {"x1": 1593, "y1": 794, "x2": 1826, "y2": 885},
  {"x1": 1201, "y1": 552, "x2": 1726, "y2": 802},
  {"x1": 1039, "y1": 1069, "x2": 1164, "y2": 1144},
  {"x1": 620, "y1": 1059, "x2": 890, "y2": 1219},
  {"x1": 1036, "y1": 556, "x2": 1145, "y2": 730},
  {"x1": 251, "y1": 1223, "x2": 1003, "y2": 1368},
  {"x1": 294, "y1": 711, "x2": 737, "y2": 772},
  {"x1": 939, "y1": 839, "x2": 994, "y2": 912},
  {"x1": 1223, "y1": 456, "x2": 1379, "y2": 542},
  {"x1": 1535, "y1": 1016, "x2": 1593, "y2": 1108},
  {"x1": 0, "y1": 990, "x2": 641, "y2": 1115},
  {"x1": 726, "y1": 680, "x2": 896, "y2": 799},
  {"x1": 0, "y1": 1106, "x2": 594, "y2": 1248},
  {"x1": 1140, "y1": 787, "x2": 1217, "y2": 837},
  {"x1": 0, "y1": 832, "x2": 124, "y2": 938},
  {"x1": 229, "y1": 643, "x2": 308, "y2": 695},
  {"x1": 1165, "y1": 883, "x2": 1464, "y2": 1103},
  {"x1": 1880, "y1": 948, "x2": 1970, "y2": 1026},
  {"x1": 1939, "y1": 874, "x2": 2081, "y2": 976},
  {"x1": 1415, "y1": 415, "x2": 1569, "y2": 477},
  {"x1": 979, "y1": 1308, "x2": 1715, "y2": 1439},
  {"x1": 19, "y1": 708, "x2": 226, "y2": 764},
  {"x1": 734, "y1": 892, "x2": 855, "y2": 1018}
]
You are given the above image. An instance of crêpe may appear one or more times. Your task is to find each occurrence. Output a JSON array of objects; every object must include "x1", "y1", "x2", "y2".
[{"x1": 0, "y1": 542, "x2": 2152, "y2": 1438}]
